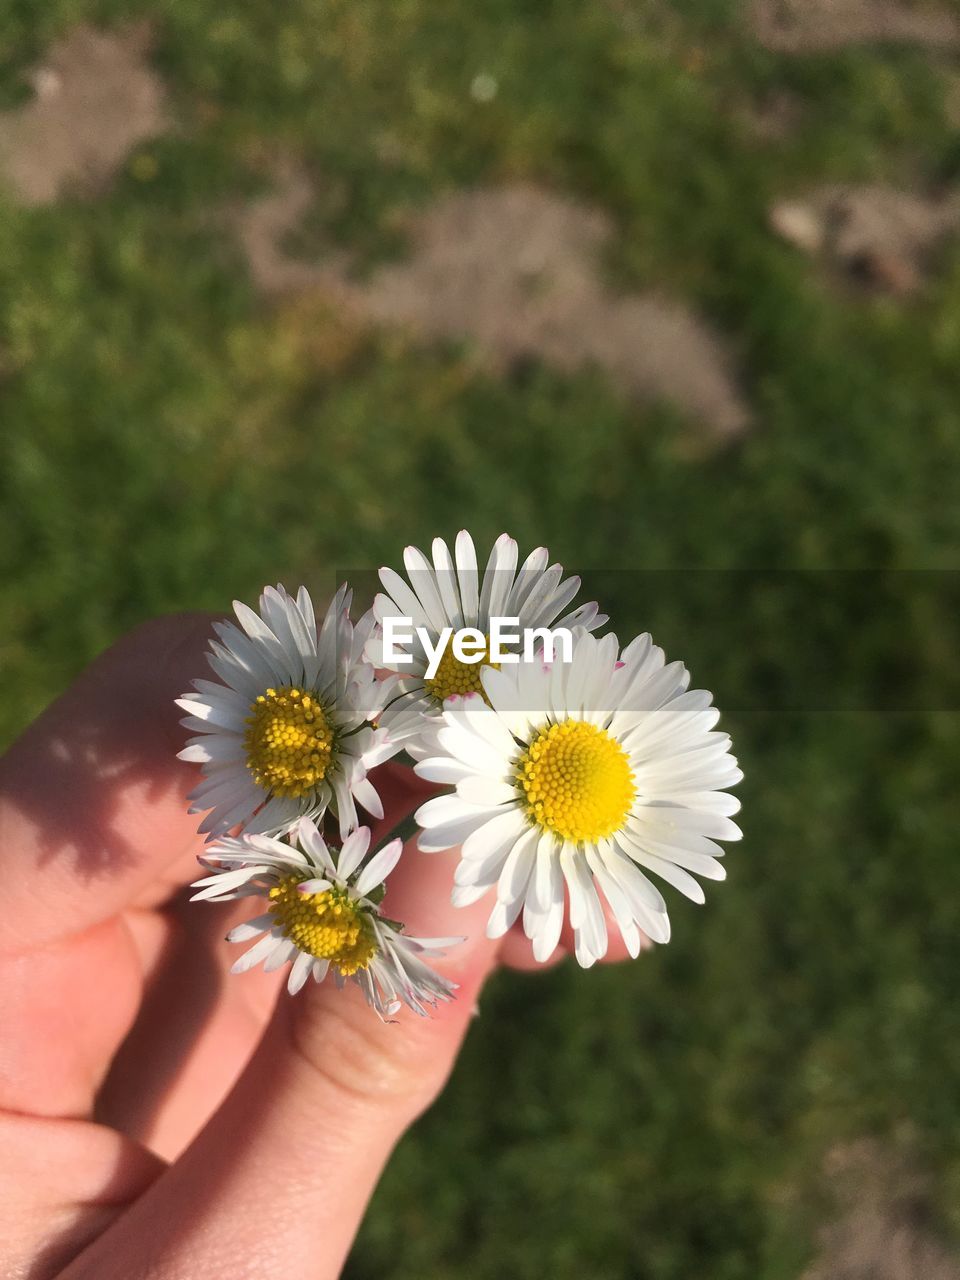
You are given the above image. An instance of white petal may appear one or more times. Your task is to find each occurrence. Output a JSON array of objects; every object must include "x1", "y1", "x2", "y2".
[
  {"x1": 486, "y1": 896, "x2": 524, "y2": 939},
  {"x1": 451, "y1": 882, "x2": 491, "y2": 908},
  {"x1": 621, "y1": 830, "x2": 727, "y2": 880},
  {"x1": 431, "y1": 537, "x2": 464, "y2": 630},
  {"x1": 414, "y1": 755, "x2": 475, "y2": 785},
  {"x1": 461, "y1": 808, "x2": 528, "y2": 864},
  {"x1": 528, "y1": 837, "x2": 565, "y2": 961},
  {"x1": 351, "y1": 774, "x2": 384, "y2": 821},
  {"x1": 635, "y1": 853, "x2": 706, "y2": 904},
  {"x1": 599, "y1": 845, "x2": 671, "y2": 945},
  {"x1": 453, "y1": 843, "x2": 513, "y2": 888},
  {"x1": 561, "y1": 849, "x2": 608, "y2": 964},
  {"x1": 338, "y1": 826, "x2": 371, "y2": 879},
  {"x1": 226, "y1": 912, "x2": 276, "y2": 943},
  {"x1": 355, "y1": 838, "x2": 404, "y2": 897},
  {"x1": 456, "y1": 775, "x2": 516, "y2": 807},
  {"x1": 287, "y1": 950, "x2": 314, "y2": 994},
  {"x1": 521, "y1": 837, "x2": 553, "y2": 940},
  {"x1": 455, "y1": 530, "x2": 480, "y2": 626},
  {"x1": 296, "y1": 585, "x2": 317, "y2": 637},
  {"x1": 415, "y1": 792, "x2": 482, "y2": 828},
  {"x1": 585, "y1": 848, "x2": 643, "y2": 958},
  {"x1": 633, "y1": 805, "x2": 742, "y2": 843},
  {"x1": 263, "y1": 937, "x2": 298, "y2": 973},
  {"x1": 435, "y1": 719, "x2": 509, "y2": 777},
  {"x1": 262, "y1": 585, "x2": 316, "y2": 665},
  {"x1": 296, "y1": 878, "x2": 333, "y2": 894},
  {"x1": 297, "y1": 817, "x2": 335, "y2": 873},
  {"x1": 377, "y1": 566, "x2": 436, "y2": 636},
  {"x1": 479, "y1": 533, "x2": 518, "y2": 627},
  {"x1": 189, "y1": 865, "x2": 270, "y2": 900},
  {"x1": 403, "y1": 543, "x2": 450, "y2": 633},
  {"x1": 444, "y1": 699, "x2": 517, "y2": 758},
  {"x1": 418, "y1": 811, "x2": 503, "y2": 852},
  {"x1": 495, "y1": 824, "x2": 539, "y2": 907},
  {"x1": 506, "y1": 545, "x2": 550, "y2": 615},
  {"x1": 331, "y1": 773, "x2": 359, "y2": 839},
  {"x1": 241, "y1": 795, "x2": 305, "y2": 837},
  {"x1": 177, "y1": 688, "x2": 246, "y2": 726},
  {"x1": 231, "y1": 931, "x2": 284, "y2": 974}
]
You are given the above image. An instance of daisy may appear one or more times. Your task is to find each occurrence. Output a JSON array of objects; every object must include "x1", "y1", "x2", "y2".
[
  {"x1": 413, "y1": 629, "x2": 742, "y2": 968},
  {"x1": 190, "y1": 818, "x2": 460, "y2": 1015},
  {"x1": 177, "y1": 583, "x2": 396, "y2": 839},
  {"x1": 367, "y1": 531, "x2": 607, "y2": 755}
]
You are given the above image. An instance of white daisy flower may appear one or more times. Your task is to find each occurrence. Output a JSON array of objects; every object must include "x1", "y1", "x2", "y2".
[
  {"x1": 413, "y1": 629, "x2": 742, "y2": 968},
  {"x1": 367, "y1": 530, "x2": 607, "y2": 753},
  {"x1": 177, "y1": 583, "x2": 396, "y2": 839},
  {"x1": 190, "y1": 818, "x2": 460, "y2": 1016}
]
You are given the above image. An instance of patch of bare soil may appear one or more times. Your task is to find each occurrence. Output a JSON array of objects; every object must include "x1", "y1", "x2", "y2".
[
  {"x1": 0, "y1": 23, "x2": 166, "y2": 205},
  {"x1": 802, "y1": 1140, "x2": 960, "y2": 1280},
  {"x1": 770, "y1": 184, "x2": 960, "y2": 294},
  {"x1": 754, "y1": 0, "x2": 960, "y2": 52},
  {"x1": 235, "y1": 162, "x2": 352, "y2": 296},
  {"x1": 237, "y1": 175, "x2": 749, "y2": 439}
]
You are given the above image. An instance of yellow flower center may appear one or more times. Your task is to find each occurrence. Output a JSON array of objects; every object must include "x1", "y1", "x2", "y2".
[
  {"x1": 268, "y1": 877, "x2": 377, "y2": 975},
  {"x1": 516, "y1": 719, "x2": 635, "y2": 844},
  {"x1": 424, "y1": 637, "x2": 501, "y2": 704},
  {"x1": 244, "y1": 686, "x2": 334, "y2": 798}
]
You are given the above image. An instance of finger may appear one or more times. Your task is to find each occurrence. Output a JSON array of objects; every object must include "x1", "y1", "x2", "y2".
[
  {"x1": 0, "y1": 613, "x2": 218, "y2": 951},
  {"x1": 94, "y1": 761, "x2": 435, "y2": 1159},
  {"x1": 62, "y1": 839, "x2": 501, "y2": 1280},
  {"x1": 0, "y1": 1111, "x2": 164, "y2": 1280},
  {"x1": 94, "y1": 893, "x2": 284, "y2": 1161},
  {"x1": 0, "y1": 615, "x2": 222, "y2": 1119}
]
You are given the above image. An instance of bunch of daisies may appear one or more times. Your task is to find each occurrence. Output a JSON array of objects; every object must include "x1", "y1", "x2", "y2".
[{"x1": 181, "y1": 534, "x2": 742, "y2": 1018}]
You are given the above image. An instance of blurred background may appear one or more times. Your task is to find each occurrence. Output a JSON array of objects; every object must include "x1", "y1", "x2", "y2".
[{"x1": 2, "y1": 1, "x2": 959, "y2": 1276}]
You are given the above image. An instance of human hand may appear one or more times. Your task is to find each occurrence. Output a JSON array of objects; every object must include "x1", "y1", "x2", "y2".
[{"x1": 0, "y1": 614, "x2": 636, "y2": 1280}]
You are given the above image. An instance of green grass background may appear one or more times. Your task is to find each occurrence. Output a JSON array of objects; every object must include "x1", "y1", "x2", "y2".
[{"x1": 2, "y1": 1, "x2": 959, "y2": 1275}]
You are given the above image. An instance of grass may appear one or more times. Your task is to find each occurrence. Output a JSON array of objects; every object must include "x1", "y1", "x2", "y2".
[{"x1": 1, "y1": 1, "x2": 959, "y2": 1275}]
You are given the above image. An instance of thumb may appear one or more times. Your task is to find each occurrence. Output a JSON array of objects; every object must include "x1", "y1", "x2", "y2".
[{"x1": 62, "y1": 840, "x2": 498, "y2": 1280}]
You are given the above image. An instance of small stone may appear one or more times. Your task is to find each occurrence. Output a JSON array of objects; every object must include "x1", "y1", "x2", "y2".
[
  {"x1": 770, "y1": 201, "x2": 825, "y2": 254},
  {"x1": 470, "y1": 72, "x2": 499, "y2": 104},
  {"x1": 29, "y1": 68, "x2": 61, "y2": 100}
]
